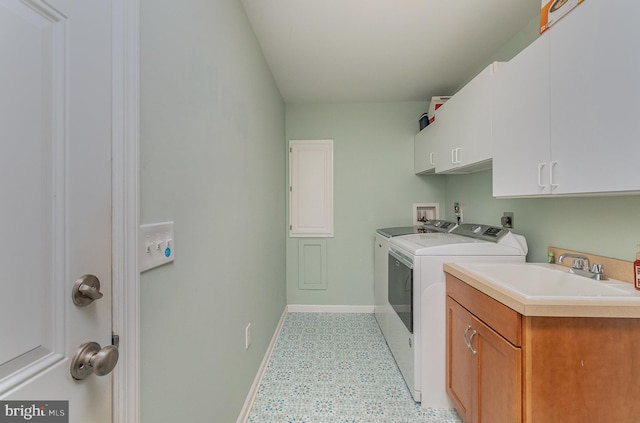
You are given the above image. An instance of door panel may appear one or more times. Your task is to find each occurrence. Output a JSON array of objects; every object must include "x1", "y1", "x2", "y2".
[
  {"x1": 549, "y1": 0, "x2": 640, "y2": 195},
  {"x1": 475, "y1": 317, "x2": 521, "y2": 423},
  {"x1": 492, "y1": 33, "x2": 551, "y2": 197},
  {"x1": 0, "y1": 0, "x2": 67, "y2": 384},
  {"x1": 446, "y1": 297, "x2": 474, "y2": 422},
  {"x1": 0, "y1": 0, "x2": 113, "y2": 421}
]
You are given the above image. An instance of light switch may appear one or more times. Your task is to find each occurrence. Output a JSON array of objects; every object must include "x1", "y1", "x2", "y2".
[{"x1": 139, "y1": 221, "x2": 175, "y2": 272}]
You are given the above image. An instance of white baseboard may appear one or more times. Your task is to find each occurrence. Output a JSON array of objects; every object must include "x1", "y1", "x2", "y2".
[
  {"x1": 236, "y1": 307, "x2": 288, "y2": 423},
  {"x1": 286, "y1": 304, "x2": 375, "y2": 314}
]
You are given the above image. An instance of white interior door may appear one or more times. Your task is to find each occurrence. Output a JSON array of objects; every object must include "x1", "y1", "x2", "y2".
[{"x1": 0, "y1": 0, "x2": 114, "y2": 421}]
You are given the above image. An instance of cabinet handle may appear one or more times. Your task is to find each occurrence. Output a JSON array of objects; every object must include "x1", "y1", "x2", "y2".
[
  {"x1": 463, "y1": 325, "x2": 472, "y2": 349},
  {"x1": 537, "y1": 163, "x2": 546, "y2": 189},
  {"x1": 550, "y1": 161, "x2": 559, "y2": 190},
  {"x1": 451, "y1": 149, "x2": 456, "y2": 165},
  {"x1": 468, "y1": 330, "x2": 478, "y2": 355},
  {"x1": 455, "y1": 148, "x2": 461, "y2": 164},
  {"x1": 429, "y1": 152, "x2": 435, "y2": 165}
]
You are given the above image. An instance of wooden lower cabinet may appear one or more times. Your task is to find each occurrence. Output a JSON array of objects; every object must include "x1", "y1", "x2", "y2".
[
  {"x1": 446, "y1": 274, "x2": 640, "y2": 423},
  {"x1": 447, "y1": 296, "x2": 521, "y2": 423}
]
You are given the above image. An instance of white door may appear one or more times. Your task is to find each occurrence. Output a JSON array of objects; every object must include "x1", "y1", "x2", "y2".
[{"x1": 1, "y1": 0, "x2": 114, "y2": 422}]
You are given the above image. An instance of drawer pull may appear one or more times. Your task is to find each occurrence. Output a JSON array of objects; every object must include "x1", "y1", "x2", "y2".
[
  {"x1": 463, "y1": 325, "x2": 471, "y2": 349},
  {"x1": 468, "y1": 330, "x2": 478, "y2": 355},
  {"x1": 463, "y1": 325, "x2": 478, "y2": 355}
]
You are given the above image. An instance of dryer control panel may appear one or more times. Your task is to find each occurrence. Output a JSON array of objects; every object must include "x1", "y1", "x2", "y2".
[{"x1": 451, "y1": 223, "x2": 508, "y2": 242}]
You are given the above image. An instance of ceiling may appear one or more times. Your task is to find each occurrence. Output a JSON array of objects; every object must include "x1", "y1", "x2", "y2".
[{"x1": 241, "y1": 0, "x2": 540, "y2": 104}]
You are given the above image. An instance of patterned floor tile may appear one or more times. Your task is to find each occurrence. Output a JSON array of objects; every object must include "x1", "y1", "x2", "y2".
[{"x1": 247, "y1": 313, "x2": 462, "y2": 423}]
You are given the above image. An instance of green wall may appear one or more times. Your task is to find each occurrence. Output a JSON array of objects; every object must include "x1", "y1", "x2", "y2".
[
  {"x1": 444, "y1": 171, "x2": 640, "y2": 263},
  {"x1": 139, "y1": 0, "x2": 286, "y2": 421},
  {"x1": 285, "y1": 102, "x2": 447, "y2": 305},
  {"x1": 135, "y1": 2, "x2": 640, "y2": 420},
  {"x1": 284, "y1": 100, "x2": 640, "y2": 309}
]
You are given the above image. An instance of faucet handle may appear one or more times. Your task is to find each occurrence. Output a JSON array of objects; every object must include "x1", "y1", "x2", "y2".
[
  {"x1": 590, "y1": 263, "x2": 607, "y2": 280},
  {"x1": 571, "y1": 258, "x2": 585, "y2": 269}
]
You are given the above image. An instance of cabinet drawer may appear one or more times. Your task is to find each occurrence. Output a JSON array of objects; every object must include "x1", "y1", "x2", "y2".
[{"x1": 446, "y1": 274, "x2": 522, "y2": 346}]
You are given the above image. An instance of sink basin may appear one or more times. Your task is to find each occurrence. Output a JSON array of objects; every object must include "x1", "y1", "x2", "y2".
[
  {"x1": 459, "y1": 263, "x2": 634, "y2": 298},
  {"x1": 445, "y1": 262, "x2": 640, "y2": 318}
]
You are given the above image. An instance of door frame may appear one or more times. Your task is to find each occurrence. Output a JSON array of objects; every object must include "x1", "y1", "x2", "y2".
[{"x1": 111, "y1": 0, "x2": 140, "y2": 422}]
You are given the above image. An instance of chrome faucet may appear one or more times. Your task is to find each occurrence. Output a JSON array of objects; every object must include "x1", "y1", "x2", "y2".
[
  {"x1": 557, "y1": 253, "x2": 606, "y2": 280},
  {"x1": 558, "y1": 253, "x2": 590, "y2": 270}
]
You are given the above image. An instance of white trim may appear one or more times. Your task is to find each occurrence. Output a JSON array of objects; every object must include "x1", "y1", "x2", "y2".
[
  {"x1": 111, "y1": 0, "x2": 140, "y2": 422},
  {"x1": 236, "y1": 307, "x2": 288, "y2": 423},
  {"x1": 286, "y1": 304, "x2": 375, "y2": 314}
]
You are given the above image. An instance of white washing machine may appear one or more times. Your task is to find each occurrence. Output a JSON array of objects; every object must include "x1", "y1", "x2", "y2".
[
  {"x1": 385, "y1": 223, "x2": 528, "y2": 407},
  {"x1": 375, "y1": 221, "x2": 458, "y2": 341}
]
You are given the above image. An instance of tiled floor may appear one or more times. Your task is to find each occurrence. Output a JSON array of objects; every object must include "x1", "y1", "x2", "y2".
[{"x1": 248, "y1": 312, "x2": 462, "y2": 422}]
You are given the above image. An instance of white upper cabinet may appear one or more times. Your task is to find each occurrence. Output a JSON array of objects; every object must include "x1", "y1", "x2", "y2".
[
  {"x1": 434, "y1": 63, "x2": 499, "y2": 174},
  {"x1": 548, "y1": 0, "x2": 640, "y2": 195},
  {"x1": 492, "y1": 33, "x2": 551, "y2": 197},
  {"x1": 493, "y1": 0, "x2": 640, "y2": 197},
  {"x1": 414, "y1": 122, "x2": 439, "y2": 174}
]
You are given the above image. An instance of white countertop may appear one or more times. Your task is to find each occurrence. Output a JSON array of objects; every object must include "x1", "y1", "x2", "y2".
[{"x1": 444, "y1": 262, "x2": 640, "y2": 318}]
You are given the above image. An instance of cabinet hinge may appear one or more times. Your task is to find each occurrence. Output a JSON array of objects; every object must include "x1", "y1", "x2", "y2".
[
  {"x1": 289, "y1": 224, "x2": 292, "y2": 230},
  {"x1": 289, "y1": 147, "x2": 292, "y2": 153},
  {"x1": 112, "y1": 333, "x2": 120, "y2": 348},
  {"x1": 289, "y1": 186, "x2": 292, "y2": 192}
]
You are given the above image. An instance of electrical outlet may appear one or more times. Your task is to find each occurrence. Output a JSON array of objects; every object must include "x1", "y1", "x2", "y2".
[
  {"x1": 245, "y1": 323, "x2": 252, "y2": 350},
  {"x1": 501, "y1": 212, "x2": 514, "y2": 229},
  {"x1": 454, "y1": 202, "x2": 463, "y2": 224}
]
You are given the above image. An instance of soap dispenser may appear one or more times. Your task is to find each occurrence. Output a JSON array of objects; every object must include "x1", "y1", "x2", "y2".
[{"x1": 635, "y1": 245, "x2": 640, "y2": 290}]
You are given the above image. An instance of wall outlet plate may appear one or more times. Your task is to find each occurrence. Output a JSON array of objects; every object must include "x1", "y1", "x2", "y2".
[
  {"x1": 139, "y1": 221, "x2": 175, "y2": 272},
  {"x1": 501, "y1": 212, "x2": 514, "y2": 229}
]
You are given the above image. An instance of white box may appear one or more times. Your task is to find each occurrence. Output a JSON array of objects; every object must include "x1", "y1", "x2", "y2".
[{"x1": 428, "y1": 96, "x2": 451, "y2": 124}]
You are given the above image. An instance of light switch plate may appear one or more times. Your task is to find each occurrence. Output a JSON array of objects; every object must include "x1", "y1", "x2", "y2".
[{"x1": 139, "y1": 221, "x2": 175, "y2": 272}]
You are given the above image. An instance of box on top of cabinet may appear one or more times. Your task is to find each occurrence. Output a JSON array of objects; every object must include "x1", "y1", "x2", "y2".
[
  {"x1": 540, "y1": 0, "x2": 583, "y2": 33},
  {"x1": 428, "y1": 96, "x2": 451, "y2": 124}
]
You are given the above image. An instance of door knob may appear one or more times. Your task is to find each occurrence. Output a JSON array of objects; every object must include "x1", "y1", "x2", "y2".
[
  {"x1": 72, "y1": 274, "x2": 104, "y2": 306},
  {"x1": 70, "y1": 341, "x2": 119, "y2": 380}
]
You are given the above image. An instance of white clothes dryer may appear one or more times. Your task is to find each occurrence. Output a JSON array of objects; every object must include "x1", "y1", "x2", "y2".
[{"x1": 385, "y1": 224, "x2": 528, "y2": 407}]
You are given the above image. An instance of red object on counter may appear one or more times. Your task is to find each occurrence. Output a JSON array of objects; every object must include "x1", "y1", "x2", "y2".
[{"x1": 635, "y1": 245, "x2": 640, "y2": 290}]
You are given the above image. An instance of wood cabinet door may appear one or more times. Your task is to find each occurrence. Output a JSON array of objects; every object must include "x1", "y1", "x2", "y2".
[
  {"x1": 473, "y1": 315, "x2": 522, "y2": 423},
  {"x1": 447, "y1": 295, "x2": 522, "y2": 423},
  {"x1": 446, "y1": 297, "x2": 475, "y2": 422}
]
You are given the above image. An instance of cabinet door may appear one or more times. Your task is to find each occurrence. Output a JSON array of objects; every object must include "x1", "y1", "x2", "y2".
[
  {"x1": 492, "y1": 33, "x2": 551, "y2": 197},
  {"x1": 435, "y1": 65, "x2": 495, "y2": 174},
  {"x1": 414, "y1": 123, "x2": 439, "y2": 174},
  {"x1": 446, "y1": 297, "x2": 475, "y2": 423},
  {"x1": 549, "y1": 0, "x2": 640, "y2": 194},
  {"x1": 473, "y1": 315, "x2": 522, "y2": 423},
  {"x1": 447, "y1": 297, "x2": 522, "y2": 423},
  {"x1": 289, "y1": 140, "x2": 334, "y2": 237}
]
